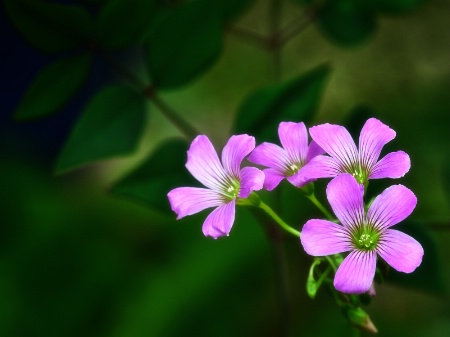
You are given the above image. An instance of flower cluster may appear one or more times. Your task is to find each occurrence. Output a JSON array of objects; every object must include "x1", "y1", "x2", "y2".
[{"x1": 168, "y1": 118, "x2": 423, "y2": 295}]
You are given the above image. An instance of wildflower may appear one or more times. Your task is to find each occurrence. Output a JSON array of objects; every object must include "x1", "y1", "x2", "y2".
[
  {"x1": 300, "y1": 173, "x2": 423, "y2": 294},
  {"x1": 247, "y1": 121, "x2": 323, "y2": 190},
  {"x1": 297, "y1": 118, "x2": 410, "y2": 184},
  {"x1": 167, "y1": 134, "x2": 264, "y2": 239}
]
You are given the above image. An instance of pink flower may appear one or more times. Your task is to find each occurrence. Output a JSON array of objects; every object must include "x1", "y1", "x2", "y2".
[
  {"x1": 168, "y1": 134, "x2": 265, "y2": 239},
  {"x1": 247, "y1": 122, "x2": 324, "y2": 190},
  {"x1": 300, "y1": 174, "x2": 423, "y2": 294},
  {"x1": 297, "y1": 118, "x2": 410, "y2": 184}
]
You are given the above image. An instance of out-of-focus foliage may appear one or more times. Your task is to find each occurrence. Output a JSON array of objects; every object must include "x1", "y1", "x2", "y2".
[
  {"x1": 111, "y1": 139, "x2": 195, "y2": 214},
  {"x1": 3, "y1": 0, "x2": 94, "y2": 52},
  {"x1": 56, "y1": 85, "x2": 148, "y2": 173},
  {"x1": 14, "y1": 54, "x2": 92, "y2": 120},
  {"x1": 145, "y1": 0, "x2": 223, "y2": 89},
  {"x1": 234, "y1": 64, "x2": 329, "y2": 143}
]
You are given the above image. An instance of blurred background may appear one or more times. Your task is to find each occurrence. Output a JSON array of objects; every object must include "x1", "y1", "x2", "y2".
[{"x1": 1, "y1": 0, "x2": 450, "y2": 336}]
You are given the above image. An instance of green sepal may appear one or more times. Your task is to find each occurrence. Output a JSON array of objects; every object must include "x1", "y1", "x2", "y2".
[
  {"x1": 306, "y1": 259, "x2": 321, "y2": 299},
  {"x1": 342, "y1": 306, "x2": 378, "y2": 334}
]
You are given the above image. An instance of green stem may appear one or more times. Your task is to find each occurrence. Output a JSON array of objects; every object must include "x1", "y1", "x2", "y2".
[
  {"x1": 305, "y1": 192, "x2": 334, "y2": 221},
  {"x1": 258, "y1": 200, "x2": 301, "y2": 237},
  {"x1": 97, "y1": 50, "x2": 200, "y2": 139},
  {"x1": 150, "y1": 94, "x2": 199, "y2": 140}
]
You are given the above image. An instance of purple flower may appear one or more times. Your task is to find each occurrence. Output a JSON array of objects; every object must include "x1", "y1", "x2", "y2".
[
  {"x1": 300, "y1": 173, "x2": 423, "y2": 294},
  {"x1": 247, "y1": 122, "x2": 324, "y2": 190},
  {"x1": 297, "y1": 118, "x2": 410, "y2": 184},
  {"x1": 167, "y1": 134, "x2": 265, "y2": 239}
]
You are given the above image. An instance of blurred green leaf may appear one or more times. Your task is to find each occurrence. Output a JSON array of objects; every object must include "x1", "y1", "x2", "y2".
[
  {"x1": 318, "y1": 0, "x2": 377, "y2": 46},
  {"x1": 110, "y1": 209, "x2": 270, "y2": 337},
  {"x1": 14, "y1": 54, "x2": 92, "y2": 120},
  {"x1": 216, "y1": 0, "x2": 255, "y2": 24},
  {"x1": 374, "y1": 0, "x2": 427, "y2": 14},
  {"x1": 385, "y1": 221, "x2": 445, "y2": 294},
  {"x1": 145, "y1": 0, "x2": 223, "y2": 89},
  {"x1": 343, "y1": 104, "x2": 375, "y2": 138},
  {"x1": 3, "y1": 0, "x2": 94, "y2": 53},
  {"x1": 55, "y1": 85, "x2": 148, "y2": 173},
  {"x1": 111, "y1": 139, "x2": 197, "y2": 214},
  {"x1": 233, "y1": 64, "x2": 330, "y2": 143},
  {"x1": 443, "y1": 153, "x2": 450, "y2": 203},
  {"x1": 97, "y1": 0, "x2": 160, "y2": 50}
]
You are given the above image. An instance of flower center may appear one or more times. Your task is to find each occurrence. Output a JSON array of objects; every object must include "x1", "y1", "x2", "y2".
[
  {"x1": 352, "y1": 226, "x2": 379, "y2": 251},
  {"x1": 222, "y1": 179, "x2": 240, "y2": 200},
  {"x1": 351, "y1": 166, "x2": 368, "y2": 184},
  {"x1": 285, "y1": 162, "x2": 302, "y2": 176},
  {"x1": 358, "y1": 234, "x2": 373, "y2": 248}
]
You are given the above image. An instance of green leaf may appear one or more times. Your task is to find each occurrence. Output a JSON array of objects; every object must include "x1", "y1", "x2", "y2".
[
  {"x1": 97, "y1": 0, "x2": 160, "y2": 50},
  {"x1": 216, "y1": 0, "x2": 255, "y2": 24},
  {"x1": 55, "y1": 85, "x2": 148, "y2": 173},
  {"x1": 145, "y1": 0, "x2": 223, "y2": 89},
  {"x1": 14, "y1": 54, "x2": 92, "y2": 120},
  {"x1": 385, "y1": 221, "x2": 445, "y2": 294},
  {"x1": 233, "y1": 64, "x2": 330, "y2": 143},
  {"x1": 318, "y1": 0, "x2": 377, "y2": 46},
  {"x1": 374, "y1": 0, "x2": 427, "y2": 14},
  {"x1": 3, "y1": 0, "x2": 94, "y2": 53},
  {"x1": 111, "y1": 139, "x2": 197, "y2": 213}
]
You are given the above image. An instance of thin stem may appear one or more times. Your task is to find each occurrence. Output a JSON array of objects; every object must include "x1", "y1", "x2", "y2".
[
  {"x1": 97, "y1": 50, "x2": 200, "y2": 139},
  {"x1": 279, "y1": 7, "x2": 319, "y2": 46},
  {"x1": 258, "y1": 200, "x2": 301, "y2": 237},
  {"x1": 150, "y1": 94, "x2": 199, "y2": 140},
  {"x1": 325, "y1": 255, "x2": 338, "y2": 272},
  {"x1": 227, "y1": 25, "x2": 267, "y2": 49},
  {"x1": 305, "y1": 192, "x2": 334, "y2": 221}
]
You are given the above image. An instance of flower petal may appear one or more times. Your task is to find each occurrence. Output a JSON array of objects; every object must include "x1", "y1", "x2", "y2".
[
  {"x1": 300, "y1": 219, "x2": 352, "y2": 256},
  {"x1": 186, "y1": 135, "x2": 228, "y2": 191},
  {"x1": 295, "y1": 155, "x2": 341, "y2": 181},
  {"x1": 247, "y1": 142, "x2": 290, "y2": 173},
  {"x1": 261, "y1": 168, "x2": 285, "y2": 191},
  {"x1": 202, "y1": 200, "x2": 235, "y2": 239},
  {"x1": 168, "y1": 187, "x2": 224, "y2": 219},
  {"x1": 334, "y1": 250, "x2": 377, "y2": 294},
  {"x1": 286, "y1": 171, "x2": 314, "y2": 188},
  {"x1": 377, "y1": 229, "x2": 424, "y2": 273},
  {"x1": 369, "y1": 151, "x2": 411, "y2": 179},
  {"x1": 238, "y1": 166, "x2": 265, "y2": 198},
  {"x1": 359, "y1": 118, "x2": 396, "y2": 171},
  {"x1": 326, "y1": 174, "x2": 364, "y2": 230},
  {"x1": 305, "y1": 140, "x2": 325, "y2": 163},
  {"x1": 367, "y1": 184, "x2": 417, "y2": 231},
  {"x1": 309, "y1": 123, "x2": 358, "y2": 172},
  {"x1": 278, "y1": 122, "x2": 308, "y2": 165},
  {"x1": 222, "y1": 134, "x2": 255, "y2": 178}
]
